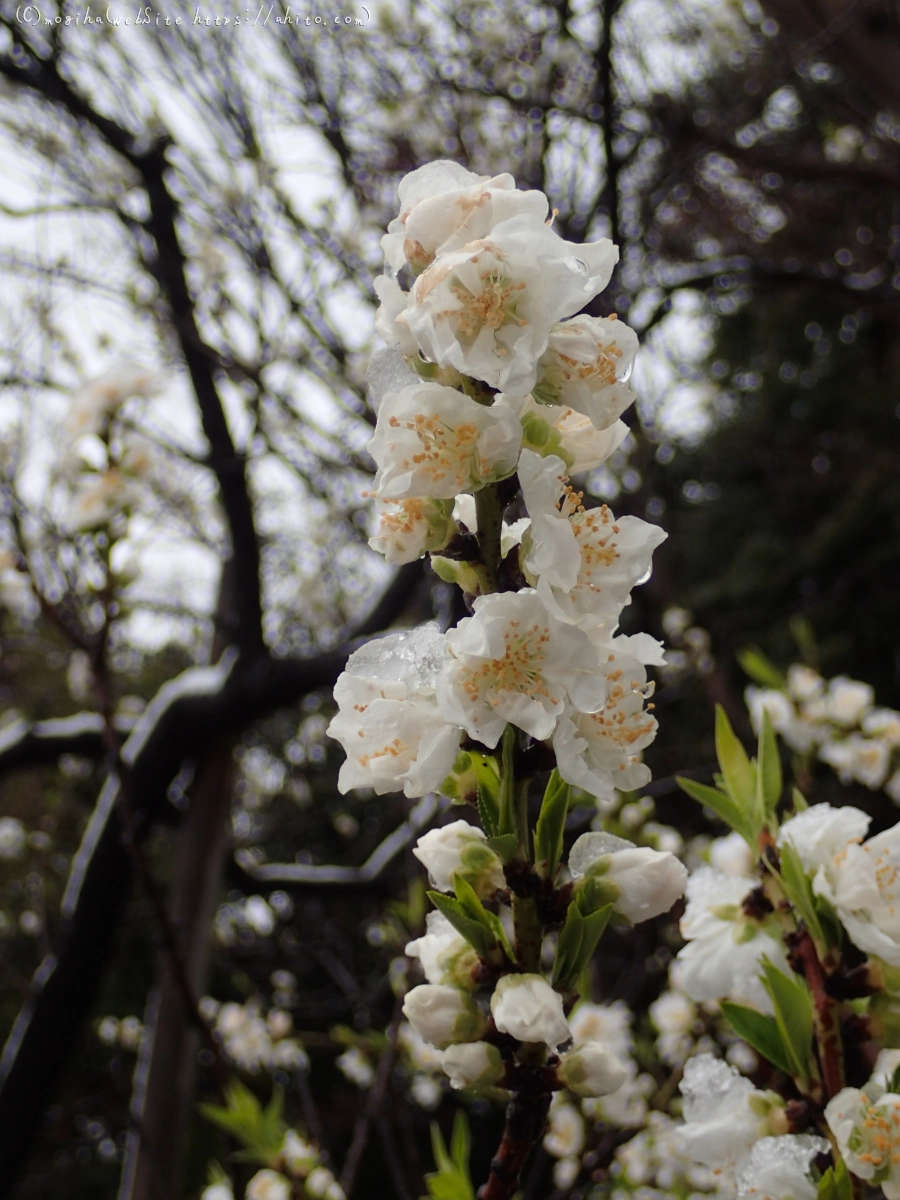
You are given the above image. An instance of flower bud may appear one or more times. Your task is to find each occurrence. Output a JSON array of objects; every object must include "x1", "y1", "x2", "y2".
[
  {"x1": 281, "y1": 1129, "x2": 317, "y2": 1176},
  {"x1": 490, "y1": 974, "x2": 571, "y2": 1047},
  {"x1": 413, "y1": 820, "x2": 506, "y2": 899},
  {"x1": 441, "y1": 1041, "x2": 504, "y2": 1090},
  {"x1": 402, "y1": 984, "x2": 488, "y2": 1050},
  {"x1": 569, "y1": 832, "x2": 687, "y2": 924},
  {"x1": 405, "y1": 911, "x2": 480, "y2": 991},
  {"x1": 245, "y1": 1170, "x2": 291, "y2": 1200},
  {"x1": 558, "y1": 1041, "x2": 628, "y2": 1098}
]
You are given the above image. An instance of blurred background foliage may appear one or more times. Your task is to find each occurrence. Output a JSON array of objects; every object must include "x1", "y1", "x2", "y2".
[{"x1": 0, "y1": 0, "x2": 899, "y2": 1196}]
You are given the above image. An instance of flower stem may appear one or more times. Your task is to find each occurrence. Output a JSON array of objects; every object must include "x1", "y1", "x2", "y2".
[{"x1": 791, "y1": 927, "x2": 845, "y2": 1103}]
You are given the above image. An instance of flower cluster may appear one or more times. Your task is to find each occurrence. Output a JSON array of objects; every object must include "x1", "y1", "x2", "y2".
[
  {"x1": 202, "y1": 998, "x2": 309, "y2": 1075},
  {"x1": 747, "y1": 663, "x2": 900, "y2": 800},
  {"x1": 325, "y1": 161, "x2": 683, "y2": 1200},
  {"x1": 201, "y1": 1129, "x2": 344, "y2": 1200}
]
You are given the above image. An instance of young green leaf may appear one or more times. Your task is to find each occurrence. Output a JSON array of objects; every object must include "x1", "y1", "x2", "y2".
[
  {"x1": 676, "y1": 776, "x2": 753, "y2": 842},
  {"x1": 198, "y1": 1081, "x2": 285, "y2": 1166},
  {"x1": 496, "y1": 725, "x2": 516, "y2": 838},
  {"x1": 760, "y1": 959, "x2": 813, "y2": 1084},
  {"x1": 428, "y1": 891, "x2": 495, "y2": 958},
  {"x1": 778, "y1": 840, "x2": 826, "y2": 948},
  {"x1": 791, "y1": 786, "x2": 809, "y2": 813},
  {"x1": 737, "y1": 646, "x2": 786, "y2": 689},
  {"x1": 534, "y1": 769, "x2": 570, "y2": 881},
  {"x1": 551, "y1": 902, "x2": 613, "y2": 990},
  {"x1": 720, "y1": 1002, "x2": 795, "y2": 1077},
  {"x1": 485, "y1": 834, "x2": 518, "y2": 864},
  {"x1": 757, "y1": 709, "x2": 782, "y2": 816},
  {"x1": 715, "y1": 705, "x2": 757, "y2": 811},
  {"x1": 423, "y1": 1113, "x2": 475, "y2": 1200}
]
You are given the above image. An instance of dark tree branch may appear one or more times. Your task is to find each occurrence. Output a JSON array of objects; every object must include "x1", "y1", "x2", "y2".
[
  {"x1": 0, "y1": 712, "x2": 106, "y2": 772},
  {"x1": 0, "y1": 26, "x2": 264, "y2": 654},
  {"x1": 0, "y1": 556, "x2": 419, "y2": 1191}
]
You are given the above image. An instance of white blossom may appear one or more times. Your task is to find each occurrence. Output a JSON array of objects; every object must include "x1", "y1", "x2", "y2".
[
  {"x1": 745, "y1": 685, "x2": 820, "y2": 753},
  {"x1": 410, "y1": 1074, "x2": 443, "y2": 1109},
  {"x1": 553, "y1": 640, "x2": 659, "y2": 801},
  {"x1": 67, "y1": 362, "x2": 162, "y2": 435},
  {"x1": 864, "y1": 709, "x2": 900, "y2": 747},
  {"x1": 402, "y1": 984, "x2": 488, "y2": 1049},
  {"x1": 245, "y1": 1170, "x2": 291, "y2": 1200},
  {"x1": 490, "y1": 973, "x2": 571, "y2": 1047},
  {"x1": 678, "y1": 1053, "x2": 785, "y2": 1171},
  {"x1": 374, "y1": 274, "x2": 421, "y2": 356},
  {"x1": 819, "y1": 733, "x2": 892, "y2": 789},
  {"x1": 710, "y1": 831, "x2": 756, "y2": 877},
  {"x1": 398, "y1": 1022, "x2": 444, "y2": 1073},
  {"x1": 787, "y1": 665, "x2": 824, "y2": 704},
  {"x1": 814, "y1": 820, "x2": 900, "y2": 966},
  {"x1": 544, "y1": 1099, "x2": 585, "y2": 1159},
  {"x1": 567, "y1": 1000, "x2": 633, "y2": 1062},
  {"x1": 327, "y1": 624, "x2": 461, "y2": 799},
  {"x1": 676, "y1": 867, "x2": 791, "y2": 1013},
  {"x1": 507, "y1": 393, "x2": 629, "y2": 473},
  {"x1": 201, "y1": 1185, "x2": 234, "y2": 1200},
  {"x1": 0, "y1": 817, "x2": 27, "y2": 861},
  {"x1": 826, "y1": 1080, "x2": 900, "y2": 1199},
  {"x1": 336, "y1": 1047, "x2": 374, "y2": 1089},
  {"x1": 412, "y1": 820, "x2": 505, "y2": 899},
  {"x1": 822, "y1": 675, "x2": 875, "y2": 726},
  {"x1": 281, "y1": 1130, "x2": 317, "y2": 1177},
  {"x1": 399, "y1": 216, "x2": 617, "y2": 397},
  {"x1": 405, "y1": 909, "x2": 480, "y2": 988},
  {"x1": 370, "y1": 383, "x2": 521, "y2": 501},
  {"x1": 436, "y1": 589, "x2": 606, "y2": 748},
  {"x1": 552, "y1": 1158, "x2": 580, "y2": 1189},
  {"x1": 777, "y1": 802, "x2": 870, "y2": 874},
  {"x1": 440, "y1": 1041, "x2": 504, "y2": 1089},
  {"x1": 650, "y1": 990, "x2": 696, "y2": 1066},
  {"x1": 305, "y1": 1166, "x2": 345, "y2": 1200},
  {"x1": 558, "y1": 1041, "x2": 629, "y2": 1097},
  {"x1": 735, "y1": 1135, "x2": 828, "y2": 1200},
  {"x1": 381, "y1": 161, "x2": 548, "y2": 274},
  {"x1": 369, "y1": 496, "x2": 456, "y2": 564},
  {"x1": 517, "y1": 451, "x2": 666, "y2": 628},
  {"x1": 569, "y1": 831, "x2": 687, "y2": 923},
  {"x1": 532, "y1": 314, "x2": 639, "y2": 431}
]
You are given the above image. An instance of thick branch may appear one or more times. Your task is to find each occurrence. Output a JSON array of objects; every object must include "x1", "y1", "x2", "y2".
[{"x1": 0, "y1": 712, "x2": 106, "y2": 772}]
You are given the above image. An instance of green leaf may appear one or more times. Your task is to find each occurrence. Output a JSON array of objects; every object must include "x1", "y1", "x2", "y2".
[
  {"x1": 496, "y1": 726, "x2": 516, "y2": 838},
  {"x1": 737, "y1": 646, "x2": 786, "y2": 689},
  {"x1": 552, "y1": 902, "x2": 613, "y2": 990},
  {"x1": 423, "y1": 1113, "x2": 475, "y2": 1200},
  {"x1": 715, "y1": 705, "x2": 757, "y2": 812},
  {"x1": 676, "y1": 776, "x2": 753, "y2": 842},
  {"x1": 760, "y1": 959, "x2": 813, "y2": 1084},
  {"x1": 534, "y1": 770, "x2": 570, "y2": 881},
  {"x1": 427, "y1": 891, "x2": 494, "y2": 958},
  {"x1": 757, "y1": 709, "x2": 782, "y2": 816},
  {"x1": 817, "y1": 1155, "x2": 852, "y2": 1200},
  {"x1": 476, "y1": 784, "x2": 498, "y2": 838},
  {"x1": 791, "y1": 786, "x2": 808, "y2": 813},
  {"x1": 486, "y1": 834, "x2": 518, "y2": 864},
  {"x1": 778, "y1": 840, "x2": 826, "y2": 948},
  {"x1": 198, "y1": 1082, "x2": 285, "y2": 1166},
  {"x1": 720, "y1": 1002, "x2": 795, "y2": 1076}
]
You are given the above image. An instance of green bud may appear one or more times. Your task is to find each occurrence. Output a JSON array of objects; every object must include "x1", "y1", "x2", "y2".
[
  {"x1": 429, "y1": 556, "x2": 484, "y2": 596},
  {"x1": 575, "y1": 861, "x2": 620, "y2": 915},
  {"x1": 439, "y1": 751, "x2": 499, "y2": 804}
]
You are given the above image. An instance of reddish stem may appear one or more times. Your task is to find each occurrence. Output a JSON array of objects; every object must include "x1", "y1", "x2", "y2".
[
  {"x1": 790, "y1": 928, "x2": 844, "y2": 1102},
  {"x1": 479, "y1": 1090, "x2": 551, "y2": 1200}
]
